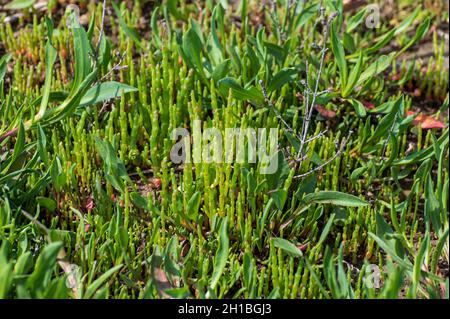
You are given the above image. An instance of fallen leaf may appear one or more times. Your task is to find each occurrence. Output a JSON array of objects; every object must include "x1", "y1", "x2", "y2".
[
  {"x1": 154, "y1": 267, "x2": 172, "y2": 297},
  {"x1": 152, "y1": 256, "x2": 175, "y2": 299},
  {"x1": 315, "y1": 105, "x2": 336, "y2": 119},
  {"x1": 406, "y1": 111, "x2": 445, "y2": 129},
  {"x1": 391, "y1": 73, "x2": 402, "y2": 81},
  {"x1": 413, "y1": 88, "x2": 422, "y2": 97},
  {"x1": 343, "y1": 0, "x2": 366, "y2": 11},
  {"x1": 57, "y1": 259, "x2": 80, "y2": 298},
  {"x1": 362, "y1": 101, "x2": 375, "y2": 109},
  {"x1": 151, "y1": 178, "x2": 162, "y2": 189},
  {"x1": 86, "y1": 197, "x2": 94, "y2": 211}
]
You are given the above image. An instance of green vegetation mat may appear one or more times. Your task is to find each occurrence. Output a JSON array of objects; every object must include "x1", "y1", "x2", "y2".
[{"x1": 0, "y1": 0, "x2": 448, "y2": 299}]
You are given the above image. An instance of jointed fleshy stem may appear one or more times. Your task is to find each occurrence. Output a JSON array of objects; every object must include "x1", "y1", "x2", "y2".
[{"x1": 381, "y1": 113, "x2": 398, "y2": 159}]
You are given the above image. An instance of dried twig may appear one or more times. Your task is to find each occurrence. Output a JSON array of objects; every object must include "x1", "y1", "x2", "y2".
[
  {"x1": 259, "y1": 6, "x2": 345, "y2": 180},
  {"x1": 99, "y1": 51, "x2": 127, "y2": 82},
  {"x1": 297, "y1": 11, "x2": 337, "y2": 164},
  {"x1": 293, "y1": 130, "x2": 353, "y2": 179},
  {"x1": 95, "y1": 0, "x2": 108, "y2": 60},
  {"x1": 259, "y1": 80, "x2": 303, "y2": 142}
]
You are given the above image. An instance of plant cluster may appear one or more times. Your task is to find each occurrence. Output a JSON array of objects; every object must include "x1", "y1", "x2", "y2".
[{"x1": 0, "y1": 0, "x2": 448, "y2": 299}]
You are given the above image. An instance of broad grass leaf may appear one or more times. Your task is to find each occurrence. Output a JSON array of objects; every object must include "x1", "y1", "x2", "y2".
[
  {"x1": 398, "y1": 18, "x2": 430, "y2": 55},
  {"x1": 84, "y1": 264, "x2": 123, "y2": 299},
  {"x1": 11, "y1": 121, "x2": 25, "y2": 164},
  {"x1": 425, "y1": 175, "x2": 442, "y2": 233},
  {"x1": 210, "y1": 217, "x2": 229, "y2": 289},
  {"x1": 86, "y1": 11, "x2": 96, "y2": 41},
  {"x1": 375, "y1": 212, "x2": 399, "y2": 255},
  {"x1": 331, "y1": 22, "x2": 348, "y2": 87},
  {"x1": 112, "y1": 2, "x2": 142, "y2": 48},
  {"x1": 150, "y1": 7, "x2": 162, "y2": 47},
  {"x1": 293, "y1": 3, "x2": 319, "y2": 30},
  {"x1": 218, "y1": 77, "x2": 264, "y2": 103},
  {"x1": 393, "y1": 129, "x2": 448, "y2": 166},
  {"x1": 211, "y1": 59, "x2": 230, "y2": 83},
  {"x1": 190, "y1": 19, "x2": 205, "y2": 45},
  {"x1": 36, "y1": 196, "x2": 57, "y2": 212},
  {"x1": 366, "y1": 29, "x2": 395, "y2": 55},
  {"x1": 182, "y1": 28, "x2": 205, "y2": 78},
  {"x1": 37, "y1": 125, "x2": 49, "y2": 167},
  {"x1": 369, "y1": 100, "x2": 395, "y2": 114},
  {"x1": 350, "y1": 165, "x2": 367, "y2": 182},
  {"x1": 164, "y1": 286, "x2": 190, "y2": 298},
  {"x1": 267, "y1": 68, "x2": 297, "y2": 93},
  {"x1": 349, "y1": 99, "x2": 366, "y2": 117},
  {"x1": 271, "y1": 189, "x2": 287, "y2": 211},
  {"x1": 431, "y1": 229, "x2": 449, "y2": 274},
  {"x1": 79, "y1": 82, "x2": 137, "y2": 108},
  {"x1": 167, "y1": 0, "x2": 186, "y2": 21},
  {"x1": 98, "y1": 36, "x2": 112, "y2": 73},
  {"x1": 323, "y1": 247, "x2": 338, "y2": 297},
  {"x1": 357, "y1": 53, "x2": 395, "y2": 86},
  {"x1": 0, "y1": 53, "x2": 12, "y2": 84},
  {"x1": 243, "y1": 252, "x2": 255, "y2": 296},
  {"x1": 411, "y1": 232, "x2": 430, "y2": 296},
  {"x1": 285, "y1": 131, "x2": 300, "y2": 152},
  {"x1": 266, "y1": 151, "x2": 290, "y2": 190},
  {"x1": 367, "y1": 96, "x2": 403, "y2": 144},
  {"x1": 317, "y1": 213, "x2": 336, "y2": 246},
  {"x1": 303, "y1": 191, "x2": 368, "y2": 207},
  {"x1": 13, "y1": 251, "x2": 32, "y2": 276},
  {"x1": 4, "y1": 0, "x2": 35, "y2": 10},
  {"x1": 27, "y1": 242, "x2": 64, "y2": 292},
  {"x1": 187, "y1": 191, "x2": 201, "y2": 220},
  {"x1": 343, "y1": 51, "x2": 363, "y2": 97},
  {"x1": 42, "y1": 69, "x2": 98, "y2": 126},
  {"x1": 94, "y1": 138, "x2": 130, "y2": 193},
  {"x1": 343, "y1": 32, "x2": 356, "y2": 53},
  {"x1": 37, "y1": 18, "x2": 57, "y2": 119},
  {"x1": 345, "y1": 6, "x2": 366, "y2": 32},
  {"x1": 70, "y1": 26, "x2": 93, "y2": 96},
  {"x1": 368, "y1": 232, "x2": 412, "y2": 270},
  {"x1": 395, "y1": 7, "x2": 420, "y2": 36},
  {"x1": 268, "y1": 287, "x2": 281, "y2": 299},
  {"x1": 130, "y1": 192, "x2": 148, "y2": 210},
  {"x1": 272, "y1": 238, "x2": 303, "y2": 257},
  {"x1": 211, "y1": 5, "x2": 224, "y2": 62},
  {"x1": 0, "y1": 263, "x2": 13, "y2": 298},
  {"x1": 295, "y1": 173, "x2": 317, "y2": 199},
  {"x1": 264, "y1": 42, "x2": 287, "y2": 65}
]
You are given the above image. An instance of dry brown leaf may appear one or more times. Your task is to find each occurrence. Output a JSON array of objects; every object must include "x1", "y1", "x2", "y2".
[
  {"x1": 406, "y1": 111, "x2": 446, "y2": 129},
  {"x1": 343, "y1": 0, "x2": 366, "y2": 11},
  {"x1": 315, "y1": 105, "x2": 336, "y2": 119}
]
